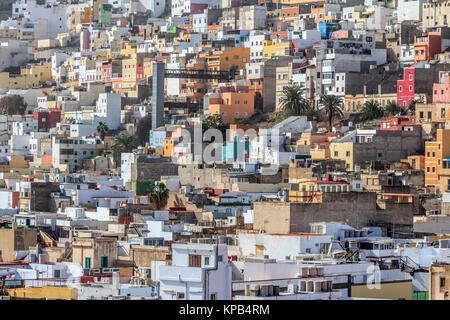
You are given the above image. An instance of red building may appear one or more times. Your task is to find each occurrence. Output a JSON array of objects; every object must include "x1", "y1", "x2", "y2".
[
  {"x1": 136, "y1": 64, "x2": 144, "y2": 81},
  {"x1": 380, "y1": 116, "x2": 416, "y2": 131},
  {"x1": 397, "y1": 65, "x2": 416, "y2": 107},
  {"x1": 433, "y1": 75, "x2": 450, "y2": 104},
  {"x1": 32, "y1": 108, "x2": 61, "y2": 131}
]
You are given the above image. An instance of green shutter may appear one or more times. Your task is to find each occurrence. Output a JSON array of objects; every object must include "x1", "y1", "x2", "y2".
[{"x1": 85, "y1": 257, "x2": 91, "y2": 268}]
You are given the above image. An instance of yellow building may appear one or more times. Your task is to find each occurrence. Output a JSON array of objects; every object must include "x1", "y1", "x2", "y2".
[
  {"x1": 426, "y1": 129, "x2": 450, "y2": 193},
  {"x1": 0, "y1": 62, "x2": 51, "y2": 89},
  {"x1": 8, "y1": 286, "x2": 78, "y2": 300},
  {"x1": 263, "y1": 39, "x2": 293, "y2": 59},
  {"x1": 289, "y1": 175, "x2": 350, "y2": 203},
  {"x1": 122, "y1": 57, "x2": 138, "y2": 89},
  {"x1": 344, "y1": 93, "x2": 398, "y2": 112},
  {"x1": 96, "y1": 49, "x2": 111, "y2": 60},
  {"x1": 310, "y1": 148, "x2": 331, "y2": 159},
  {"x1": 0, "y1": 26, "x2": 17, "y2": 40},
  {"x1": 120, "y1": 42, "x2": 138, "y2": 57},
  {"x1": 143, "y1": 59, "x2": 153, "y2": 79},
  {"x1": 329, "y1": 142, "x2": 354, "y2": 171}
]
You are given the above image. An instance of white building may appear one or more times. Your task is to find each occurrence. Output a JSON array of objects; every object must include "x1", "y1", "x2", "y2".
[
  {"x1": 238, "y1": 5, "x2": 266, "y2": 30},
  {"x1": 159, "y1": 242, "x2": 232, "y2": 300},
  {"x1": 136, "y1": 0, "x2": 166, "y2": 17},
  {"x1": 244, "y1": 31, "x2": 270, "y2": 60},
  {"x1": 238, "y1": 233, "x2": 333, "y2": 261},
  {"x1": 171, "y1": 0, "x2": 219, "y2": 17},
  {"x1": 396, "y1": 0, "x2": 426, "y2": 23},
  {"x1": 73, "y1": 184, "x2": 135, "y2": 208},
  {"x1": 51, "y1": 136, "x2": 100, "y2": 172},
  {"x1": 94, "y1": 93, "x2": 122, "y2": 131}
]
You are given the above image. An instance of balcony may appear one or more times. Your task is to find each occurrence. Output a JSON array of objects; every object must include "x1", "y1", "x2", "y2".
[
  {"x1": 159, "y1": 265, "x2": 203, "y2": 282},
  {"x1": 322, "y1": 65, "x2": 335, "y2": 73}
]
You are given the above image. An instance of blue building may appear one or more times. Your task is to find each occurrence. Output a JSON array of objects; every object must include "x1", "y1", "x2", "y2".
[
  {"x1": 318, "y1": 21, "x2": 341, "y2": 39},
  {"x1": 221, "y1": 136, "x2": 250, "y2": 163},
  {"x1": 149, "y1": 128, "x2": 166, "y2": 147}
]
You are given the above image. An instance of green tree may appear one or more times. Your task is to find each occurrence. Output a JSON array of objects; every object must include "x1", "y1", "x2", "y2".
[
  {"x1": 112, "y1": 133, "x2": 138, "y2": 164},
  {"x1": 229, "y1": 64, "x2": 238, "y2": 74},
  {"x1": 318, "y1": 95, "x2": 344, "y2": 129},
  {"x1": 233, "y1": 117, "x2": 250, "y2": 125},
  {"x1": 0, "y1": 95, "x2": 27, "y2": 115},
  {"x1": 360, "y1": 100, "x2": 384, "y2": 121},
  {"x1": 202, "y1": 114, "x2": 229, "y2": 136},
  {"x1": 279, "y1": 85, "x2": 313, "y2": 117},
  {"x1": 148, "y1": 181, "x2": 169, "y2": 210},
  {"x1": 96, "y1": 121, "x2": 109, "y2": 141},
  {"x1": 269, "y1": 110, "x2": 291, "y2": 123},
  {"x1": 385, "y1": 100, "x2": 401, "y2": 116}
]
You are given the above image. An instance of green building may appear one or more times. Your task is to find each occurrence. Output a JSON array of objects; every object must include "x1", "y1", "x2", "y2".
[{"x1": 98, "y1": 3, "x2": 112, "y2": 26}]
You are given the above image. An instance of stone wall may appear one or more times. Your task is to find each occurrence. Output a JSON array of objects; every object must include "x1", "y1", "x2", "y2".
[{"x1": 253, "y1": 192, "x2": 416, "y2": 234}]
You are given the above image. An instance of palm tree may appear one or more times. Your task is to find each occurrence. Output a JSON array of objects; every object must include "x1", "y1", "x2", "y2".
[
  {"x1": 112, "y1": 133, "x2": 138, "y2": 164},
  {"x1": 279, "y1": 85, "x2": 312, "y2": 116},
  {"x1": 148, "y1": 182, "x2": 169, "y2": 210},
  {"x1": 96, "y1": 121, "x2": 109, "y2": 141},
  {"x1": 385, "y1": 100, "x2": 400, "y2": 116},
  {"x1": 318, "y1": 95, "x2": 344, "y2": 129},
  {"x1": 360, "y1": 100, "x2": 384, "y2": 121}
]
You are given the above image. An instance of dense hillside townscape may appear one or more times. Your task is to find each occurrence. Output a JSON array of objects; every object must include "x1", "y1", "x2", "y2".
[{"x1": 0, "y1": 0, "x2": 450, "y2": 304}]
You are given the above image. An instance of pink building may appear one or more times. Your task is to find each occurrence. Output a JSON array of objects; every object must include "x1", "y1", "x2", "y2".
[{"x1": 433, "y1": 76, "x2": 450, "y2": 104}]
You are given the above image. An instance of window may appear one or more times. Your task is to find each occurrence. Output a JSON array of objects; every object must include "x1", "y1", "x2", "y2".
[
  {"x1": 101, "y1": 256, "x2": 108, "y2": 268},
  {"x1": 440, "y1": 277, "x2": 446, "y2": 291},
  {"x1": 204, "y1": 256, "x2": 210, "y2": 266},
  {"x1": 346, "y1": 151, "x2": 350, "y2": 157},
  {"x1": 85, "y1": 257, "x2": 91, "y2": 268},
  {"x1": 189, "y1": 254, "x2": 201, "y2": 267}
]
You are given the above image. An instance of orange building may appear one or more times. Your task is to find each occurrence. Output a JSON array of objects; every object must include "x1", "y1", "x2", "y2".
[
  {"x1": 162, "y1": 126, "x2": 188, "y2": 158},
  {"x1": 281, "y1": 7, "x2": 301, "y2": 22},
  {"x1": 202, "y1": 46, "x2": 250, "y2": 74},
  {"x1": 208, "y1": 85, "x2": 255, "y2": 123},
  {"x1": 406, "y1": 155, "x2": 426, "y2": 170},
  {"x1": 71, "y1": 7, "x2": 93, "y2": 28},
  {"x1": 414, "y1": 31, "x2": 442, "y2": 63},
  {"x1": 425, "y1": 129, "x2": 450, "y2": 192}
]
